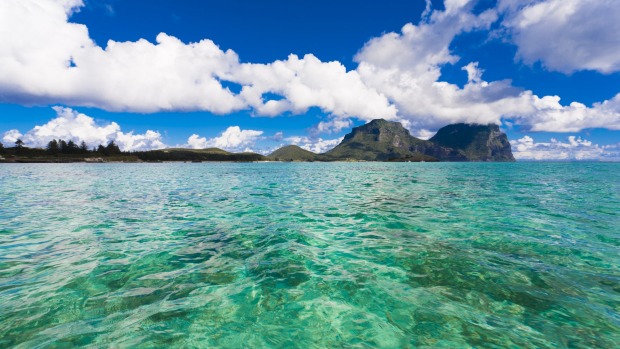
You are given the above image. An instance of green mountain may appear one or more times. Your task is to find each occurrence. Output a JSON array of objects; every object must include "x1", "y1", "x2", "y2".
[
  {"x1": 267, "y1": 145, "x2": 321, "y2": 161},
  {"x1": 163, "y1": 147, "x2": 233, "y2": 155},
  {"x1": 324, "y1": 119, "x2": 466, "y2": 161},
  {"x1": 429, "y1": 123, "x2": 515, "y2": 161}
]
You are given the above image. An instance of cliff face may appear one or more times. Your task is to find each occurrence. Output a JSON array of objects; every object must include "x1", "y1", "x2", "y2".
[
  {"x1": 324, "y1": 119, "x2": 465, "y2": 161},
  {"x1": 429, "y1": 123, "x2": 515, "y2": 161}
]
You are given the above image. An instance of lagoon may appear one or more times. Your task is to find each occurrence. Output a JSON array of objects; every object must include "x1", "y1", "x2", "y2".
[{"x1": 1, "y1": 163, "x2": 619, "y2": 348}]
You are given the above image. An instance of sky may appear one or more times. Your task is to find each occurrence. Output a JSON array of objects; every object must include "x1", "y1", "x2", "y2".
[{"x1": 1, "y1": 0, "x2": 619, "y2": 160}]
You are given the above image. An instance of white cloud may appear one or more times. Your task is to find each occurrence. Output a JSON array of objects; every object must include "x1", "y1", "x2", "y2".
[
  {"x1": 354, "y1": 1, "x2": 528, "y2": 129},
  {"x1": 6, "y1": 107, "x2": 166, "y2": 151},
  {"x1": 0, "y1": 0, "x2": 619, "y2": 140},
  {"x1": 353, "y1": 0, "x2": 620, "y2": 133},
  {"x1": 114, "y1": 130, "x2": 166, "y2": 152},
  {"x1": 310, "y1": 118, "x2": 352, "y2": 136},
  {"x1": 233, "y1": 54, "x2": 398, "y2": 120},
  {"x1": 462, "y1": 62, "x2": 484, "y2": 84},
  {"x1": 187, "y1": 126, "x2": 263, "y2": 152},
  {"x1": 186, "y1": 134, "x2": 208, "y2": 149},
  {"x1": 284, "y1": 136, "x2": 343, "y2": 154},
  {"x1": 0, "y1": 0, "x2": 396, "y2": 120},
  {"x1": 412, "y1": 129, "x2": 436, "y2": 140},
  {"x1": 511, "y1": 135, "x2": 620, "y2": 160},
  {"x1": 499, "y1": 0, "x2": 620, "y2": 74},
  {"x1": 522, "y1": 93, "x2": 620, "y2": 132},
  {"x1": 271, "y1": 131, "x2": 284, "y2": 141},
  {"x1": 2, "y1": 129, "x2": 23, "y2": 144},
  {"x1": 0, "y1": 0, "x2": 242, "y2": 113}
]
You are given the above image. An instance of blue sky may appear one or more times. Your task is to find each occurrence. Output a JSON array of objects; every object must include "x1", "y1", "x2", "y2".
[{"x1": 1, "y1": 0, "x2": 619, "y2": 159}]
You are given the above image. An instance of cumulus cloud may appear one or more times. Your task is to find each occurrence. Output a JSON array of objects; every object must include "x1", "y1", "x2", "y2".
[
  {"x1": 522, "y1": 93, "x2": 620, "y2": 132},
  {"x1": 0, "y1": 0, "x2": 395, "y2": 120},
  {"x1": 5, "y1": 107, "x2": 166, "y2": 151},
  {"x1": 511, "y1": 135, "x2": 620, "y2": 160},
  {"x1": 354, "y1": 0, "x2": 620, "y2": 132},
  {"x1": 2, "y1": 129, "x2": 23, "y2": 144},
  {"x1": 271, "y1": 131, "x2": 284, "y2": 142},
  {"x1": 284, "y1": 136, "x2": 343, "y2": 154},
  {"x1": 233, "y1": 55, "x2": 398, "y2": 120},
  {"x1": 499, "y1": 0, "x2": 620, "y2": 74},
  {"x1": 412, "y1": 129, "x2": 436, "y2": 140},
  {"x1": 0, "y1": 0, "x2": 242, "y2": 113},
  {"x1": 0, "y1": 0, "x2": 619, "y2": 137},
  {"x1": 187, "y1": 126, "x2": 263, "y2": 152},
  {"x1": 309, "y1": 118, "x2": 353, "y2": 136}
]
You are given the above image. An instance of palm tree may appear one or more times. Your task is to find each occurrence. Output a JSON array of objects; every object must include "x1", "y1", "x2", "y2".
[{"x1": 15, "y1": 139, "x2": 24, "y2": 148}]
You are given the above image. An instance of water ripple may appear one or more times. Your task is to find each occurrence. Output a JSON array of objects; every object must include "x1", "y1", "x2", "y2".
[{"x1": 1, "y1": 162, "x2": 619, "y2": 348}]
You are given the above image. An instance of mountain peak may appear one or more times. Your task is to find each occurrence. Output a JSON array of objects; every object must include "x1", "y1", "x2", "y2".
[
  {"x1": 365, "y1": 118, "x2": 398, "y2": 126},
  {"x1": 357, "y1": 119, "x2": 405, "y2": 131},
  {"x1": 327, "y1": 119, "x2": 513, "y2": 161},
  {"x1": 429, "y1": 123, "x2": 514, "y2": 161},
  {"x1": 269, "y1": 119, "x2": 515, "y2": 162},
  {"x1": 342, "y1": 119, "x2": 413, "y2": 144},
  {"x1": 327, "y1": 119, "x2": 458, "y2": 161}
]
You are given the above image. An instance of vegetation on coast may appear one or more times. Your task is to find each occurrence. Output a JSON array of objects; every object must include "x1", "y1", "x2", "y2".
[{"x1": 0, "y1": 139, "x2": 265, "y2": 163}]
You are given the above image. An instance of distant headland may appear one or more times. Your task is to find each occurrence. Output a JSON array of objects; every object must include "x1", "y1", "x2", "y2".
[{"x1": 0, "y1": 120, "x2": 514, "y2": 163}]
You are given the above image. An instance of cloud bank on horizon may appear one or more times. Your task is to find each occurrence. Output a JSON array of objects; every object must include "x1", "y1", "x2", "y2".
[
  {"x1": 3, "y1": 105, "x2": 617, "y2": 160},
  {"x1": 0, "y1": 0, "x2": 619, "y2": 158},
  {"x1": 2, "y1": 107, "x2": 166, "y2": 152}
]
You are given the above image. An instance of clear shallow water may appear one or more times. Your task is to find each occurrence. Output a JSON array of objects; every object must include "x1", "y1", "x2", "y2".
[{"x1": 0, "y1": 162, "x2": 618, "y2": 348}]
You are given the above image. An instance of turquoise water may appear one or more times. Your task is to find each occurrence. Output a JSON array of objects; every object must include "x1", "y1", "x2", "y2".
[{"x1": 0, "y1": 163, "x2": 618, "y2": 348}]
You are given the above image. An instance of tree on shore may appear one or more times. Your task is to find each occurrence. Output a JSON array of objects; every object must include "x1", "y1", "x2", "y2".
[
  {"x1": 105, "y1": 141, "x2": 121, "y2": 155},
  {"x1": 4, "y1": 137, "x2": 131, "y2": 158},
  {"x1": 47, "y1": 139, "x2": 59, "y2": 154},
  {"x1": 66, "y1": 140, "x2": 79, "y2": 154},
  {"x1": 59, "y1": 140, "x2": 68, "y2": 153}
]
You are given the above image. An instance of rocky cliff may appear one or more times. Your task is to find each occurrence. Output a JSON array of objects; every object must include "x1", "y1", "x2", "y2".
[{"x1": 429, "y1": 123, "x2": 515, "y2": 161}]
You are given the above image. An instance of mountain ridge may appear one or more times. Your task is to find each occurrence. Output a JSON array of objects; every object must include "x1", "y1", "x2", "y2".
[{"x1": 269, "y1": 119, "x2": 514, "y2": 162}]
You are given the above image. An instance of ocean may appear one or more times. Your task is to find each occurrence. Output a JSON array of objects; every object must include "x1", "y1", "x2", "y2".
[{"x1": 1, "y1": 163, "x2": 618, "y2": 348}]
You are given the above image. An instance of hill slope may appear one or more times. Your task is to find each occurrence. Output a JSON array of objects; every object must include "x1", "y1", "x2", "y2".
[
  {"x1": 133, "y1": 148, "x2": 266, "y2": 162},
  {"x1": 268, "y1": 145, "x2": 320, "y2": 161}
]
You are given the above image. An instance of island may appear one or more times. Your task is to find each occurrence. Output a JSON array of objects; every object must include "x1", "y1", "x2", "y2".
[
  {"x1": 0, "y1": 120, "x2": 514, "y2": 163},
  {"x1": 269, "y1": 120, "x2": 514, "y2": 162}
]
